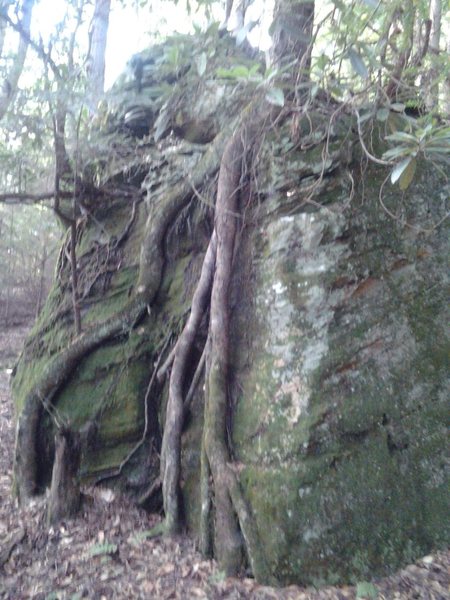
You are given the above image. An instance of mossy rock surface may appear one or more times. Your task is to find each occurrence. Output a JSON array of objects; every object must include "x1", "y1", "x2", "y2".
[
  {"x1": 12, "y1": 31, "x2": 449, "y2": 585},
  {"x1": 182, "y1": 157, "x2": 449, "y2": 583}
]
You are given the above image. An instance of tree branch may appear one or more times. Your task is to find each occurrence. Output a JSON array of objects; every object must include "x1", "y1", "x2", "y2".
[
  {"x1": 0, "y1": 0, "x2": 35, "y2": 120},
  {"x1": 0, "y1": 5, "x2": 61, "y2": 80},
  {"x1": 0, "y1": 191, "x2": 68, "y2": 204}
]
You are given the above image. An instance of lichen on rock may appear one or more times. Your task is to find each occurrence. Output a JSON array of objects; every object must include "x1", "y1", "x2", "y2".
[{"x1": 12, "y1": 29, "x2": 449, "y2": 586}]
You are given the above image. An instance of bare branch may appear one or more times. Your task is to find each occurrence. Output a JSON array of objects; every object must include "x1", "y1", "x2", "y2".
[
  {"x1": 0, "y1": 3, "x2": 61, "y2": 81},
  {"x1": 0, "y1": 190, "x2": 65, "y2": 204}
]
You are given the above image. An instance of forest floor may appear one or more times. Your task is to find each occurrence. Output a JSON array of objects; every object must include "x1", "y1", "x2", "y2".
[{"x1": 0, "y1": 325, "x2": 448, "y2": 599}]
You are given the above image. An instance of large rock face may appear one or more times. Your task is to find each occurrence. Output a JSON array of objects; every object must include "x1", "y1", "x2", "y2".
[
  {"x1": 12, "y1": 32, "x2": 449, "y2": 585},
  {"x1": 227, "y1": 169, "x2": 449, "y2": 584},
  {"x1": 181, "y1": 149, "x2": 449, "y2": 584}
]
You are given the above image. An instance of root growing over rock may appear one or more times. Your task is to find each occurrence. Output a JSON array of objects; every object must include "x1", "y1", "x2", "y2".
[
  {"x1": 159, "y1": 126, "x2": 274, "y2": 582},
  {"x1": 14, "y1": 114, "x2": 273, "y2": 581}
]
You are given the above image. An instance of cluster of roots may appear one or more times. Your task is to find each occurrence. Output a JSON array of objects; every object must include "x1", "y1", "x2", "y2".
[{"x1": 13, "y1": 116, "x2": 274, "y2": 583}]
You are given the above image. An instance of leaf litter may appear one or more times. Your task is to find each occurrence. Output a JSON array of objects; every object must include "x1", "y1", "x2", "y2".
[{"x1": 0, "y1": 325, "x2": 448, "y2": 599}]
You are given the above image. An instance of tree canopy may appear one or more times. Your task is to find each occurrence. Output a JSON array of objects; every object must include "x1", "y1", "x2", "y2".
[{"x1": 0, "y1": 0, "x2": 449, "y2": 207}]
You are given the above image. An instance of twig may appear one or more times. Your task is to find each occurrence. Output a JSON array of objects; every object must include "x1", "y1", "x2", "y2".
[
  {"x1": 114, "y1": 199, "x2": 138, "y2": 247},
  {"x1": 1, "y1": 12, "x2": 61, "y2": 80},
  {"x1": 354, "y1": 108, "x2": 392, "y2": 166}
]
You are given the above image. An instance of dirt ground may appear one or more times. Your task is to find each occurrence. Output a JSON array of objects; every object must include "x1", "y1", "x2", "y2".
[{"x1": 0, "y1": 325, "x2": 448, "y2": 599}]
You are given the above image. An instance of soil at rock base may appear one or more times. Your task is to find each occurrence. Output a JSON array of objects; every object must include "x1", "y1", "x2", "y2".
[{"x1": 0, "y1": 324, "x2": 448, "y2": 599}]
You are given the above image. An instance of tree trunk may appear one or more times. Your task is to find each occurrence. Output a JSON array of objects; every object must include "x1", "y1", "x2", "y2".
[
  {"x1": 47, "y1": 427, "x2": 81, "y2": 525},
  {"x1": 35, "y1": 243, "x2": 48, "y2": 318},
  {"x1": 444, "y1": 38, "x2": 450, "y2": 115},
  {"x1": 87, "y1": 0, "x2": 111, "y2": 109},
  {"x1": 270, "y1": 0, "x2": 314, "y2": 91},
  {"x1": 160, "y1": 234, "x2": 217, "y2": 533},
  {"x1": 427, "y1": 0, "x2": 442, "y2": 110},
  {"x1": 0, "y1": 0, "x2": 34, "y2": 121},
  {"x1": 3, "y1": 205, "x2": 14, "y2": 325}
]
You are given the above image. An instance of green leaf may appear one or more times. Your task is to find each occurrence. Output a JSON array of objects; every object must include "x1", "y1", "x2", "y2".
[
  {"x1": 358, "y1": 110, "x2": 374, "y2": 123},
  {"x1": 348, "y1": 48, "x2": 368, "y2": 79},
  {"x1": 263, "y1": 66, "x2": 279, "y2": 81},
  {"x1": 265, "y1": 87, "x2": 285, "y2": 107},
  {"x1": 356, "y1": 581, "x2": 378, "y2": 599},
  {"x1": 89, "y1": 542, "x2": 118, "y2": 557},
  {"x1": 195, "y1": 52, "x2": 207, "y2": 77},
  {"x1": 249, "y1": 64, "x2": 261, "y2": 77},
  {"x1": 430, "y1": 126, "x2": 450, "y2": 139},
  {"x1": 385, "y1": 131, "x2": 418, "y2": 144},
  {"x1": 236, "y1": 21, "x2": 257, "y2": 46},
  {"x1": 216, "y1": 65, "x2": 250, "y2": 80},
  {"x1": 316, "y1": 54, "x2": 330, "y2": 71},
  {"x1": 391, "y1": 157, "x2": 413, "y2": 185},
  {"x1": 390, "y1": 102, "x2": 405, "y2": 112},
  {"x1": 418, "y1": 123, "x2": 433, "y2": 141},
  {"x1": 425, "y1": 143, "x2": 450, "y2": 153},
  {"x1": 399, "y1": 157, "x2": 416, "y2": 190},
  {"x1": 382, "y1": 147, "x2": 411, "y2": 160},
  {"x1": 376, "y1": 108, "x2": 390, "y2": 122}
]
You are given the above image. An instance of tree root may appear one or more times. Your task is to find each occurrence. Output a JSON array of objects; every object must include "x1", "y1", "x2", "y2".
[
  {"x1": 160, "y1": 233, "x2": 217, "y2": 533},
  {"x1": 15, "y1": 106, "x2": 273, "y2": 580},
  {"x1": 46, "y1": 426, "x2": 81, "y2": 525},
  {"x1": 137, "y1": 128, "x2": 229, "y2": 294},
  {"x1": 14, "y1": 294, "x2": 147, "y2": 501},
  {"x1": 160, "y1": 126, "x2": 274, "y2": 582},
  {"x1": 205, "y1": 128, "x2": 274, "y2": 582},
  {"x1": 14, "y1": 125, "x2": 231, "y2": 503}
]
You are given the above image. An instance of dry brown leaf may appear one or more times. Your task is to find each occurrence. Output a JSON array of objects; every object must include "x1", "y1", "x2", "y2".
[
  {"x1": 181, "y1": 565, "x2": 191, "y2": 577},
  {"x1": 189, "y1": 587, "x2": 208, "y2": 598},
  {"x1": 142, "y1": 580, "x2": 155, "y2": 593},
  {"x1": 157, "y1": 562, "x2": 175, "y2": 576}
]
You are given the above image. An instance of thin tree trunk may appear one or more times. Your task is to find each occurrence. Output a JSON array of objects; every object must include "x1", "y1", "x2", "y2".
[
  {"x1": 70, "y1": 221, "x2": 81, "y2": 334},
  {"x1": 444, "y1": 39, "x2": 450, "y2": 115},
  {"x1": 204, "y1": 131, "x2": 243, "y2": 575},
  {"x1": 270, "y1": 0, "x2": 314, "y2": 89},
  {"x1": 35, "y1": 244, "x2": 48, "y2": 318},
  {"x1": 160, "y1": 234, "x2": 217, "y2": 533},
  {"x1": 87, "y1": 0, "x2": 111, "y2": 109},
  {"x1": 204, "y1": 127, "x2": 274, "y2": 582},
  {"x1": 4, "y1": 205, "x2": 14, "y2": 325},
  {"x1": 46, "y1": 427, "x2": 81, "y2": 525},
  {"x1": 0, "y1": 0, "x2": 34, "y2": 120},
  {"x1": 427, "y1": 0, "x2": 442, "y2": 109}
]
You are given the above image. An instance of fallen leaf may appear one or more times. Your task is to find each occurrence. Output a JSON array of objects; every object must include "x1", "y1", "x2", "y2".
[{"x1": 156, "y1": 563, "x2": 175, "y2": 576}]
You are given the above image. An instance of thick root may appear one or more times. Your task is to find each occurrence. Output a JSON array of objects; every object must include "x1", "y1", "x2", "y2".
[
  {"x1": 14, "y1": 294, "x2": 147, "y2": 501},
  {"x1": 138, "y1": 128, "x2": 230, "y2": 293},
  {"x1": 47, "y1": 427, "x2": 81, "y2": 525},
  {"x1": 160, "y1": 234, "x2": 217, "y2": 533},
  {"x1": 199, "y1": 439, "x2": 213, "y2": 557},
  {"x1": 205, "y1": 129, "x2": 245, "y2": 574},
  {"x1": 204, "y1": 128, "x2": 274, "y2": 582},
  {"x1": 14, "y1": 127, "x2": 232, "y2": 503}
]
